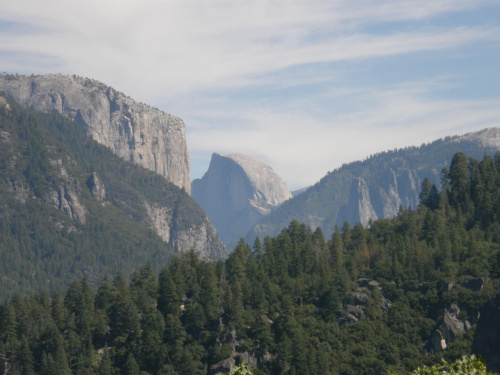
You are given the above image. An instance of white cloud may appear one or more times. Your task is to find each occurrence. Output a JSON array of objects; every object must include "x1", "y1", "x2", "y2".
[
  {"x1": 188, "y1": 80, "x2": 500, "y2": 189},
  {"x1": 0, "y1": 1, "x2": 497, "y2": 100},
  {"x1": 0, "y1": 0, "x2": 499, "y2": 189}
]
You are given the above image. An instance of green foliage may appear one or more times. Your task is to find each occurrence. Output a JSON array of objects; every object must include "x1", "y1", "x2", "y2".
[
  {"x1": 1, "y1": 135, "x2": 499, "y2": 375},
  {"x1": 0, "y1": 94, "x2": 218, "y2": 299},
  {"x1": 389, "y1": 355, "x2": 494, "y2": 375},
  {"x1": 246, "y1": 133, "x2": 500, "y2": 243},
  {"x1": 225, "y1": 361, "x2": 253, "y2": 375}
]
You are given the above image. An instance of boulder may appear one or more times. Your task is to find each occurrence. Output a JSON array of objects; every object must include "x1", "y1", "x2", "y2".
[
  {"x1": 339, "y1": 304, "x2": 365, "y2": 325},
  {"x1": 426, "y1": 304, "x2": 468, "y2": 353}
]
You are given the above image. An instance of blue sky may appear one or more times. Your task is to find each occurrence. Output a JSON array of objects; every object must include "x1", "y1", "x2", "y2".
[{"x1": 1, "y1": 1, "x2": 499, "y2": 189}]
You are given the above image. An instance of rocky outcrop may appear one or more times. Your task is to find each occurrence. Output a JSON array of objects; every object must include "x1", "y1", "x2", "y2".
[
  {"x1": 473, "y1": 293, "x2": 500, "y2": 372},
  {"x1": 44, "y1": 158, "x2": 87, "y2": 224},
  {"x1": 1, "y1": 114, "x2": 86, "y2": 223},
  {"x1": 339, "y1": 304, "x2": 365, "y2": 325},
  {"x1": 171, "y1": 218, "x2": 227, "y2": 260},
  {"x1": 86, "y1": 172, "x2": 105, "y2": 202},
  {"x1": 143, "y1": 201, "x2": 226, "y2": 260},
  {"x1": 248, "y1": 128, "x2": 500, "y2": 241},
  {"x1": 344, "y1": 178, "x2": 378, "y2": 226},
  {"x1": 426, "y1": 304, "x2": 469, "y2": 353},
  {"x1": 209, "y1": 352, "x2": 260, "y2": 375},
  {"x1": 192, "y1": 153, "x2": 292, "y2": 248},
  {"x1": 0, "y1": 78, "x2": 228, "y2": 260},
  {"x1": 0, "y1": 74, "x2": 190, "y2": 193},
  {"x1": 455, "y1": 127, "x2": 500, "y2": 149}
]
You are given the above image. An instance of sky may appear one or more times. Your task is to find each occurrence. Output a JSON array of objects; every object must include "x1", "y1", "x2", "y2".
[{"x1": 1, "y1": 1, "x2": 500, "y2": 190}]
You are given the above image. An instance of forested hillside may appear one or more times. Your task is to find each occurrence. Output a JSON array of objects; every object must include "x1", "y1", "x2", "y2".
[
  {"x1": 247, "y1": 129, "x2": 500, "y2": 243},
  {"x1": 0, "y1": 95, "x2": 224, "y2": 299},
  {"x1": 1, "y1": 152, "x2": 499, "y2": 374}
]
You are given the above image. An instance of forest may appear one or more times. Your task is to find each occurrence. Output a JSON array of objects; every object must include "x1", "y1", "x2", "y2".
[
  {"x1": 0, "y1": 95, "x2": 220, "y2": 299},
  {"x1": 1, "y1": 151, "x2": 499, "y2": 374}
]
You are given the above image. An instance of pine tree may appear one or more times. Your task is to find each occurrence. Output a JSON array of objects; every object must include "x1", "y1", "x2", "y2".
[
  {"x1": 158, "y1": 268, "x2": 180, "y2": 318},
  {"x1": 419, "y1": 177, "x2": 432, "y2": 205}
]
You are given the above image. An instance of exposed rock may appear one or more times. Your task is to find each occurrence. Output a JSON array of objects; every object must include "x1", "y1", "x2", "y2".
[
  {"x1": 339, "y1": 304, "x2": 365, "y2": 325},
  {"x1": 142, "y1": 201, "x2": 226, "y2": 260},
  {"x1": 357, "y1": 277, "x2": 382, "y2": 291},
  {"x1": 44, "y1": 181, "x2": 87, "y2": 224},
  {"x1": 192, "y1": 153, "x2": 292, "y2": 248},
  {"x1": 351, "y1": 291, "x2": 369, "y2": 304},
  {"x1": 170, "y1": 218, "x2": 227, "y2": 260},
  {"x1": 0, "y1": 95, "x2": 11, "y2": 111},
  {"x1": 426, "y1": 304, "x2": 468, "y2": 353},
  {"x1": 208, "y1": 351, "x2": 261, "y2": 375},
  {"x1": 442, "y1": 281, "x2": 455, "y2": 292},
  {"x1": 455, "y1": 127, "x2": 500, "y2": 149},
  {"x1": 0, "y1": 75, "x2": 227, "y2": 260},
  {"x1": 247, "y1": 128, "x2": 500, "y2": 241},
  {"x1": 345, "y1": 178, "x2": 378, "y2": 226},
  {"x1": 380, "y1": 297, "x2": 393, "y2": 312},
  {"x1": 44, "y1": 159, "x2": 87, "y2": 224},
  {"x1": 354, "y1": 278, "x2": 392, "y2": 311},
  {"x1": 8, "y1": 178, "x2": 29, "y2": 203},
  {"x1": 144, "y1": 202, "x2": 173, "y2": 243},
  {"x1": 0, "y1": 74, "x2": 190, "y2": 193},
  {"x1": 86, "y1": 172, "x2": 105, "y2": 202},
  {"x1": 473, "y1": 293, "x2": 500, "y2": 372}
]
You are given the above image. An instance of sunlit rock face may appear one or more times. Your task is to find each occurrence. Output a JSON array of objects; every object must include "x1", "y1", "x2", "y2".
[
  {"x1": 0, "y1": 74, "x2": 190, "y2": 194},
  {"x1": 0, "y1": 75, "x2": 229, "y2": 260},
  {"x1": 192, "y1": 153, "x2": 292, "y2": 249},
  {"x1": 247, "y1": 127, "x2": 500, "y2": 242}
]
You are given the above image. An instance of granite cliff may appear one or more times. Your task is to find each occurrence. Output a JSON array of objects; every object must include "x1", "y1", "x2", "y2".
[
  {"x1": 192, "y1": 153, "x2": 292, "y2": 249},
  {"x1": 0, "y1": 75, "x2": 227, "y2": 259},
  {"x1": 0, "y1": 74, "x2": 190, "y2": 193},
  {"x1": 0, "y1": 95, "x2": 225, "y2": 295},
  {"x1": 247, "y1": 128, "x2": 500, "y2": 241}
]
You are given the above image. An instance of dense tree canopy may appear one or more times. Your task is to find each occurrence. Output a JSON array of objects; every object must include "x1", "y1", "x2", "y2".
[{"x1": 1, "y1": 152, "x2": 499, "y2": 374}]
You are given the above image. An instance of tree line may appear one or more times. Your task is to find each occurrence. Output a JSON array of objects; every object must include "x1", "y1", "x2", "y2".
[{"x1": 1, "y1": 151, "x2": 499, "y2": 374}]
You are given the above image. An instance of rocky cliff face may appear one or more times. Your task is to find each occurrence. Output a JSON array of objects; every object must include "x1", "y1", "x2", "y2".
[
  {"x1": 0, "y1": 94, "x2": 226, "y2": 263},
  {"x1": 248, "y1": 128, "x2": 500, "y2": 241},
  {"x1": 1, "y1": 99, "x2": 86, "y2": 226},
  {"x1": 0, "y1": 74, "x2": 190, "y2": 193},
  {"x1": 192, "y1": 153, "x2": 292, "y2": 249},
  {"x1": 143, "y1": 201, "x2": 226, "y2": 260}
]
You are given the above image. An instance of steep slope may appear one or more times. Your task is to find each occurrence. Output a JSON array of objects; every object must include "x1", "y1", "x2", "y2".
[
  {"x1": 192, "y1": 153, "x2": 292, "y2": 248},
  {"x1": 0, "y1": 74, "x2": 190, "y2": 193},
  {"x1": 0, "y1": 96, "x2": 225, "y2": 299},
  {"x1": 247, "y1": 128, "x2": 500, "y2": 241}
]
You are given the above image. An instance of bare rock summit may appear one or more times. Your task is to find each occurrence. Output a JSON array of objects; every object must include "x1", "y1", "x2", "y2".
[
  {"x1": 192, "y1": 153, "x2": 292, "y2": 249},
  {"x1": 0, "y1": 74, "x2": 190, "y2": 193}
]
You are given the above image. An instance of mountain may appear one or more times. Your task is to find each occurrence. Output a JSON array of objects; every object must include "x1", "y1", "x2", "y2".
[
  {"x1": 0, "y1": 74, "x2": 190, "y2": 193},
  {"x1": 192, "y1": 153, "x2": 292, "y2": 248},
  {"x1": 0, "y1": 74, "x2": 226, "y2": 253},
  {"x1": 0, "y1": 95, "x2": 225, "y2": 299},
  {"x1": 246, "y1": 128, "x2": 500, "y2": 242},
  {"x1": 1, "y1": 150, "x2": 499, "y2": 374}
]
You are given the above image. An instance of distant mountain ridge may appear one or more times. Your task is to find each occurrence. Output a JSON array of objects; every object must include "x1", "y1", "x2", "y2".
[
  {"x1": 193, "y1": 153, "x2": 292, "y2": 248},
  {"x1": 246, "y1": 128, "x2": 500, "y2": 242}
]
